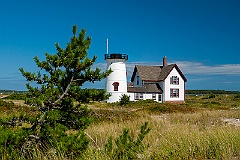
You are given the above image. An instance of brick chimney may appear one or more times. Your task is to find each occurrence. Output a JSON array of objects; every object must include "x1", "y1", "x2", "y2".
[{"x1": 163, "y1": 56, "x2": 167, "y2": 66}]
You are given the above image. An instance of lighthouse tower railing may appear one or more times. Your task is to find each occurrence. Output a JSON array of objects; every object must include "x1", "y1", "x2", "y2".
[{"x1": 104, "y1": 54, "x2": 128, "y2": 60}]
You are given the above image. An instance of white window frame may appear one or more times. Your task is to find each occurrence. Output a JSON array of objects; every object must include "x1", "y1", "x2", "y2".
[
  {"x1": 170, "y1": 88, "x2": 179, "y2": 98},
  {"x1": 135, "y1": 93, "x2": 143, "y2": 100},
  {"x1": 152, "y1": 93, "x2": 156, "y2": 100},
  {"x1": 170, "y1": 76, "x2": 179, "y2": 85}
]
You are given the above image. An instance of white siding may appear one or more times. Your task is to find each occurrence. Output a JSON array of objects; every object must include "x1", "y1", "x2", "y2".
[
  {"x1": 158, "y1": 82, "x2": 164, "y2": 102},
  {"x1": 144, "y1": 93, "x2": 152, "y2": 100},
  {"x1": 128, "y1": 92, "x2": 162, "y2": 102},
  {"x1": 127, "y1": 93, "x2": 135, "y2": 101},
  {"x1": 164, "y1": 67, "x2": 185, "y2": 102},
  {"x1": 105, "y1": 59, "x2": 127, "y2": 102}
]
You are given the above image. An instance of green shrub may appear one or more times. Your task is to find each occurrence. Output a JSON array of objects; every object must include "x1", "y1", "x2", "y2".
[
  {"x1": 119, "y1": 94, "x2": 130, "y2": 106},
  {"x1": 234, "y1": 93, "x2": 240, "y2": 99},
  {"x1": 104, "y1": 122, "x2": 150, "y2": 159},
  {"x1": 91, "y1": 109, "x2": 138, "y2": 123},
  {"x1": 0, "y1": 127, "x2": 30, "y2": 159},
  {"x1": 149, "y1": 103, "x2": 196, "y2": 113},
  {"x1": 209, "y1": 94, "x2": 216, "y2": 99},
  {"x1": 0, "y1": 99, "x2": 15, "y2": 108},
  {"x1": 3, "y1": 93, "x2": 26, "y2": 100}
]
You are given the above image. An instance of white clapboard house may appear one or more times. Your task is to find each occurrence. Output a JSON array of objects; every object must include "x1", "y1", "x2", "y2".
[{"x1": 105, "y1": 54, "x2": 187, "y2": 103}]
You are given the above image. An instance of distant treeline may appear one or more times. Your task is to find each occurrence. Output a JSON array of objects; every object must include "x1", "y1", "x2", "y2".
[
  {"x1": 2, "y1": 89, "x2": 108, "y2": 102},
  {"x1": 0, "y1": 90, "x2": 27, "y2": 94},
  {"x1": 1, "y1": 89, "x2": 239, "y2": 95},
  {"x1": 186, "y1": 90, "x2": 240, "y2": 95}
]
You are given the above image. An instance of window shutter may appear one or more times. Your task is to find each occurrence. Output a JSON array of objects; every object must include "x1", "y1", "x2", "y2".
[
  {"x1": 177, "y1": 77, "x2": 179, "y2": 84},
  {"x1": 170, "y1": 77, "x2": 173, "y2": 84}
]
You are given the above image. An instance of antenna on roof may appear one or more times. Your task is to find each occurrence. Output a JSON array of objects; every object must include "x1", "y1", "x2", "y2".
[{"x1": 106, "y1": 38, "x2": 109, "y2": 54}]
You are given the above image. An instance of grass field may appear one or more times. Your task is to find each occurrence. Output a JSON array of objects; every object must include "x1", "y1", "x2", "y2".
[
  {"x1": 83, "y1": 94, "x2": 240, "y2": 159},
  {"x1": 1, "y1": 94, "x2": 240, "y2": 159}
]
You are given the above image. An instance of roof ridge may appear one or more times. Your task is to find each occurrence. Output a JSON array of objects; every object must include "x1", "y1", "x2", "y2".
[{"x1": 131, "y1": 63, "x2": 186, "y2": 83}]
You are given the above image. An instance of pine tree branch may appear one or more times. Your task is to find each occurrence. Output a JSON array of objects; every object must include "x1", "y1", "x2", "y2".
[
  {"x1": 29, "y1": 135, "x2": 40, "y2": 139},
  {"x1": 30, "y1": 112, "x2": 46, "y2": 131},
  {"x1": 53, "y1": 75, "x2": 74, "y2": 105}
]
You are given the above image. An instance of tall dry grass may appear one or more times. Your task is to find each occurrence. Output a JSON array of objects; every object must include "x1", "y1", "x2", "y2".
[{"x1": 85, "y1": 109, "x2": 240, "y2": 159}]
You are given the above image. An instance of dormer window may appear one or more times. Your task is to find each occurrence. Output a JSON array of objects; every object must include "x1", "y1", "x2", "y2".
[
  {"x1": 170, "y1": 76, "x2": 179, "y2": 85},
  {"x1": 136, "y1": 76, "x2": 140, "y2": 85},
  {"x1": 112, "y1": 82, "x2": 119, "y2": 91}
]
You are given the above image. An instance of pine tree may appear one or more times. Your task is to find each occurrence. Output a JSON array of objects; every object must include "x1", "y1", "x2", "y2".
[{"x1": 18, "y1": 25, "x2": 111, "y2": 158}]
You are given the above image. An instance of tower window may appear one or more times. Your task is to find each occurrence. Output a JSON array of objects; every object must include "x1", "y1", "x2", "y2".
[{"x1": 112, "y1": 82, "x2": 119, "y2": 91}]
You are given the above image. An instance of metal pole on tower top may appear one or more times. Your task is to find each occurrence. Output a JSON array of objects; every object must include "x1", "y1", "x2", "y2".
[{"x1": 106, "y1": 38, "x2": 109, "y2": 54}]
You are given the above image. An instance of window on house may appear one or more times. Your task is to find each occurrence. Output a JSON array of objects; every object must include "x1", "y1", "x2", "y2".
[
  {"x1": 136, "y1": 76, "x2": 140, "y2": 85},
  {"x1": 152, "y1": 93, "x2": 156, "y2": 100},
  {"x1": 170, "y1": 89, "x2": 179, "y2": 98},
  {"x1": 170, "y1": 76, "x2": 179, "y2": 85},
  {"x1": 140, "y1": 93, "x2": 143, "y2": 99},
  {"x1": 135, "y1": 93, "x2": 143, "y2": 100},
  {"x1": 158, "y1": 94, "x2": 162, "y2": 102},
  {"x1": 112, "y1": 82, "x2": 119, "y2": 91},
  {"x1": 135, "y1": 93, "x2": 139, "y2": 100}
]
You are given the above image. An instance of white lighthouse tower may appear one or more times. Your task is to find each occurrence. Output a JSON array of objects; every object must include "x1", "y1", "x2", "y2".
[{"x1": 105, "y1": 53, "x2": 128, "y2": 103}]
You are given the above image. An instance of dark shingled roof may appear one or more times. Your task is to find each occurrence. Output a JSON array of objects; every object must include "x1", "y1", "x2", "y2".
[
  {"x1": 158, "y1": 64, "x2": 175, "y2": 81},
  {"x1": 134, "y1": 66, "x2": 161, "y2": 81},
  {"x1": 131, "y1": 64, "x2": 187, "y2": 82},
  {"x1": 127, "y1": 83, "x2": 163, "y2": 93}
]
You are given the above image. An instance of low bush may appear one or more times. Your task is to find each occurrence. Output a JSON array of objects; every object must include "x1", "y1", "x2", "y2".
[
  {"x1": 0, "y1": 99, "x2": 15, "y2": 108},
  {"x1": 119, "y1": 94, "x2": 130, "y2": 106},
  {"x1": 0, "y1": 127, "x2": 30, "y2": 159},
  {"x1": 209, "y1": 94, "x2": 216, "y2": 99},
  {"x1": 234, "y1": 93, "x2": 240, "y2": 99},
  {"x1": 3, "y1": 93, "x2": 26, "y2": 100},
  {"x1": 91, "y1": 108, "x2": 139, "y2": 123},
  {"x1": 148, "y1": 103, "x2": 196, "y2": 114}
]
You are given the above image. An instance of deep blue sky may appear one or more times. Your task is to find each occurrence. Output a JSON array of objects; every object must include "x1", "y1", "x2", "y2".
[{"x1": 0, "y1": 0, "x2": 240, "y2": 91}]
